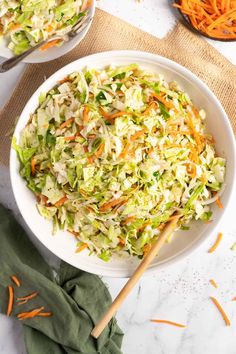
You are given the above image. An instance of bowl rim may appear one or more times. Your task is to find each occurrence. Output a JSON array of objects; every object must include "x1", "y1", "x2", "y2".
[
  {"x1": 0, "y1": 2, "x2": 96, "y2": 63},
  {"x1": 10, "y1": 50, "x2": 236, "y2": 277}
]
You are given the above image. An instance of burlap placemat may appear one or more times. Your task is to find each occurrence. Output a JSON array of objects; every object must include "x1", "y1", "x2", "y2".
[{"x1": 1, "y1": 8, "x2": 236, "y2": 166}]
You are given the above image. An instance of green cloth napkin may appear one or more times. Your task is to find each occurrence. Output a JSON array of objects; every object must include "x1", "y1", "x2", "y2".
[{"x1": 0, "y1": 204, "x2": 123, "y2": 354}]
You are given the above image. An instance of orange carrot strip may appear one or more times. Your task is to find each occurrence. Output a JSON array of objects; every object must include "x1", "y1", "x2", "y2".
[
  {"x1": 17, "y1": 300, "x2": 27, "y2": 306},
  {"x1": 83, "y1": 105, "x2": 89, "y2": 123},
  {"x1": 54, "y1": 196, "x2": 68, "y2": 208},
  {"x1": 150, "y1": 319, "x2": 186, "y2": 328},
  {"x1": 122, "y1": 216, "x2": 136, "y2": 225},
  {"x1": 40, "y1": 39, "x2": 61, "y2": 51},
  {"x1": 17, "y1": 291, "x2": 38, "y2": 302},
  {"x1": 109, "y1": 111, "x2": 130, "y2": 120},
  {"x1": 151, "y1": 92, "x2": 174, "y2": 109},
  {"x1": 11, "y1": 275, "x2": 21, "y2": 287},
  {"x1": 87, "y1": 156, "x2": 94, "y2": 164},
  {"x1": 94, "y1": 143, "x2": 105, "y2": 158},
  {"x1": 208, "y1": 232, "x2": 223, "y2": 253},
  {"x1": 210, "y1": 296, "x2": 231, "y2": 326},
  {"x1": 100, "y1": 197, "x2": 126, "y2": 211},
  {"x1": 75, "y1": 243, "x2": 88, "y2": 253},
  {"x1": 17, "y1": 307, "x2": 44, "y2": 320},
  {"x1": 59, "y1": 118, "x2": 74, "y2": 130},
  {"x1": 31, "y1": 157, "x2": 37, "y2": 176},
  {"x1": 130, "y1": 129, "x2": 146, "y2": 141},
  {"x1": 209, "y1": 279, "x2": 218, "y2": 288},
  {"x1": 216, "y1": 196, "x2": 223, "y2": 209},
  {"x1": 36, "y1": 312, "x2": 53, "y2": 317},
  {"x1": 119, "y1": 142, "x2": 131, "y2": 159},
  {"x1": 7, "y1": 286, "x2": 14, "y2": 316},
  {"x1": 232, "y1": 297, "x2": 236, "y2": 301}
]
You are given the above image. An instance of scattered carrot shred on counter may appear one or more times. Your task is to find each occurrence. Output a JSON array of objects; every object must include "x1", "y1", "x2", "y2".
[
  {"x1": 208, "y1": 232, "x2": 223, "y2": 253},
  {"x1": 209, "y1": 279, "x2": 218, "y2": 288},
  {"x1": 173, "y1": 0, "x2": 236, "y2": 40},
  {"x1": 150, "y1": 319, "x2": 186, "y2": 328},
  {"x1": 11, "y1": 275, "x2": 21, "y2": 287},
  {"x1": 210, "y1": 296, "x2": 231, "y2": 326},
  {"x1": 7, "y1": 286, "x2": 14, "y2": 316},
  {"x1": 17, "y1": 291, "x2": 38, "y2": 302},
  {"x1": 76, "y1": 243, "x2": 88, "y2": 253},
  {"x1": 232, "y1": 297, "x2": 236, "y2": 301}
]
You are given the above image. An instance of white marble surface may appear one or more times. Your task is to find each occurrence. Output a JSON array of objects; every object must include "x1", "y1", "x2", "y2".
[{"x1": 0, "y1": 1, "x2": 236, "y2": 353}]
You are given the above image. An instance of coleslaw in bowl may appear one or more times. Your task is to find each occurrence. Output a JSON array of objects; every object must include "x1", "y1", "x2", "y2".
[
  {"x1": 10, "y1": 51, "x2": 236, "y2": 277},
  {"x1": 0, "y1": 0, "x2": 95, "y2": 62}
]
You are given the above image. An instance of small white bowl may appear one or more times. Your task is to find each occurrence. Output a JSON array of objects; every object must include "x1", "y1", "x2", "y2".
[
  {"x1": 0, "y1": 2, "x2": 95, "y2": 63},
  {"x1": 10, "y1": 51, "x2": 236, "y2": 277}
]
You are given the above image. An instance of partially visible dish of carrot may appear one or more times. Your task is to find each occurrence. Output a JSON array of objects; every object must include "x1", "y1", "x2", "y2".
[{"x1": 173, "y1": 0, "x2": 236, "y2": 40}]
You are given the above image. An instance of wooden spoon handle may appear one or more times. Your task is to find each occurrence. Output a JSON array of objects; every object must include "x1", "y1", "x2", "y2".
[{"x1": 91, "y1": 215, "x2": 180, "y2": 338}]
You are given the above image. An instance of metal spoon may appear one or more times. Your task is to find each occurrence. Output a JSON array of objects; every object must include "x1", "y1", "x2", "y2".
[{"x1": 0, "y1": 12, "x2": 93, "y2": 73}]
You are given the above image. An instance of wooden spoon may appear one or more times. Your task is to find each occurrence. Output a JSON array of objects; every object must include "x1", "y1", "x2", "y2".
[{"x1": 91, "y1": 214, "x2": 181, "y2": 338}]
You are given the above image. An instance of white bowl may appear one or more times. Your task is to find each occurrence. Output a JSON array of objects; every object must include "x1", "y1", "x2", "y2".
[
  {"x1": 0, "y1": 3, "x2": 95, "y2": 63},
  {"x1": 10, "y1": 51, "x2": 236, "y2": 277}
]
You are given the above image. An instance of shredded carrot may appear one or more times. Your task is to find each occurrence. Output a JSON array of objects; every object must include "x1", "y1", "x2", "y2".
[
  {"x1": 119, "y1": 142, "x2": 131, "y2": 159},
  {"x1": 83, "y1": 105, "x2": 90, "y2": 123},
  {"x1": 232, "y1": 297, "x2": 236, "y2": 301},
  {"x1": 151, "y1": 92, "x2": 175, "y2": 109},
  {"x1": 11, "y1": 275, "x2": 21, "y2": 287},
  {"x1": 37, "y1": 312, "x2": 53, "y2": 317},
  {"x1": 209, "y1": 279, "x2": 218, "y2": 288},
  {"x1": 18, "y1": 300, "x2": 27, "y2": 306},
  {"x1": 150, "y1": 319, "x2": 186, "y2": 328},
  {"x1": 216, "y1": 195, "x2": 224, "y2": 209},
  {"x1": 59, "y1": 118, "x2": 74, "y2": 130},
  {"x1": 173, "y1": 0, "x2": 236, "y2": 40},
  {"x1": 64, "y1": 132, "x2": 81, "y2": 141},
  {"x1": 208, "y1": 232, "x2": 223, "y2": 253},
  {"x1": 143, "y1": 101, "x2": 158, "y2": 115},
  {"x1": 17, "y1": 291, "x2": 38, "y2": 302},
  {"x1": 185, "y1": 163, "x2": 196, "y2": 177},
  {"x1": 109, "y1": 111, "x2": 130, "y2": 120},
  {"x1": 94, "y1": 143, "x2": 105, "y2": 159},
  {"x1": 54, "y1": 196, "x2": 68, "y2": 207},
  {"x1": 76, "y1": 243, "x2": 88, "y2": 253},
  {"x1": 210, "y1": 296, "x2": 231, "y2": 326},
  {"x1": 7, "y1": 286, "x2": 14, "y2": 316},
  {"x1": 130, "y1": 129, "x2": 146, "y2": 141},
  {"x1": 99, "y1": 107, "x2": 130, "y2": 121},
  {"x1": 143, "y1": 243, "x2": 152, "y2": 256},
  {"x1": 31, "y1": 157, "x2": 37, "y2": 176},
  {"x1": 10, "y1": 23, "x2": 21, "y2": 31},
  {"x1": 40, "y1": 39, "x2": 61, "y2": 51},
  {"x1": 118, "y1": 238, "x2": 126, "y2": 246},
  {"x1": 100, "y1": 197, "x2": 126, "y2": 212},
  {"x1": 59, "y1": 76, "x2": 70, "y2": 84},
  {"x1": 122, "y1": 216, "x2": 136, "y2": 225},
  {"x1": 17, "y1": 307, "x2": 44, "y2": 320}
]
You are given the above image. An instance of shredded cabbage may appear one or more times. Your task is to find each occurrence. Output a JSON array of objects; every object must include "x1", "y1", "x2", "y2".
[{"x1": 13, "y1": 64, "x2": 226, "y2": 261}]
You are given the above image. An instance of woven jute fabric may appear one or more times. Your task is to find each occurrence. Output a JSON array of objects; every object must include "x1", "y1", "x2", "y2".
[{"x1": 0, "y1": 8, "x2": 235, "y2": 166}]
